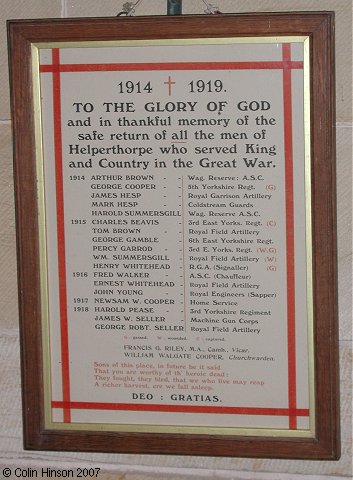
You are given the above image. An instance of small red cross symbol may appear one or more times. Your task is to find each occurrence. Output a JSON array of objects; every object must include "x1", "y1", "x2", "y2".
[{"x1": 164, "y1": 75, "x2": 176, "y2": 96}]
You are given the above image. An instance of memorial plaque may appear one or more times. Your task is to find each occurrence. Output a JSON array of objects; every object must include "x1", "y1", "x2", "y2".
[{"x1": 8, "y1": 13, "x2": 339, "y2": 458}]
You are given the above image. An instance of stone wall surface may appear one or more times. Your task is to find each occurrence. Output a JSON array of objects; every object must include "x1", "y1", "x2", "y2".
[{"x1": 1, "y1": 1, "x2": 351, "y2": 479}]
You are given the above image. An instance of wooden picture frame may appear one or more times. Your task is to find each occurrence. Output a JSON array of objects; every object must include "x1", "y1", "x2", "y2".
[{"x1": 8, "y1": 12, "x2": 339, "y2": 459}]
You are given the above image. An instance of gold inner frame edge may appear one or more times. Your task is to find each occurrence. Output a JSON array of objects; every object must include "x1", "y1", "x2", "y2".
[{"x1": 33, "y1": 36, "x2": 315, "y2": 438}]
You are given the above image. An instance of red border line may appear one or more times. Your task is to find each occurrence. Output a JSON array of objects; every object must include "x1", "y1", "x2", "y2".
[
  {"x1": 282, "y1": 44, "x2": 297, "y2": 430},
  {"x1": 40, "y1": 60, "x2": 303, "y2": 73},
  {"x1": 51, "y1": 401, "x2": 309, "y2": 417},
  {"x1": 47, "y1": 49, "x2": 302, "y2": 425},
  {"x1": 52, "y1": 48, "x2": 71, "y2": 423}
]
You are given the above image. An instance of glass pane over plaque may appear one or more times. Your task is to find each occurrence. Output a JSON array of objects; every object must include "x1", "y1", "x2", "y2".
[{"x1": 34, "y1": 37, "x2": 314, "y2": 436}]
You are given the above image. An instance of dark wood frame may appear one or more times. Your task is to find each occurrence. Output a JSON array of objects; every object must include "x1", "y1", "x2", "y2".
[{"x1": 7, "y1": 12, "x2": 339, "y2": 459}]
